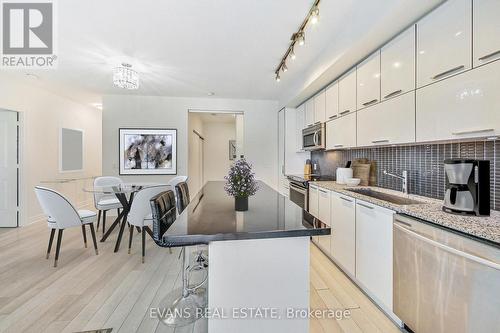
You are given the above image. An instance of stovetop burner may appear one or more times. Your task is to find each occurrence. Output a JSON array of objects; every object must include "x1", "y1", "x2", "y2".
[{"x1": 287, "y1": 174, "x2": 336, "y2": 184}]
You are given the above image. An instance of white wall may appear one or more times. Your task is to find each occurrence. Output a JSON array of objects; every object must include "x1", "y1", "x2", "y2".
[
  {"x1": 102, "y1": 95, "x2": 279, "y2": 189},
  {"x1": 203, "y1": 121, "x2": 236, "y2": 182},
  {"x1": 0, "y1": 75, "x2": 102, "y2": 225},
  {"x1": 188, "y1": 113, "x2": 204, "y2": 194}
]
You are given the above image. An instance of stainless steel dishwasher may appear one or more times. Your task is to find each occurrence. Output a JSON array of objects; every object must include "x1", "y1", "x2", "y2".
[{"x1": 393, "y1": 214, "x2": 500, "y2": 333}]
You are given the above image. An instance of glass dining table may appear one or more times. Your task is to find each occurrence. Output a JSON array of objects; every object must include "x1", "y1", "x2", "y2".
[{"x1": 83, "y1": 183, "x2": 167, "y2": 253}]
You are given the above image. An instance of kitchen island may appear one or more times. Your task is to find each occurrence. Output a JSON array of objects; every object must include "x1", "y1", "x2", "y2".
[{"x1": 152, "y1": 181, "x2": 330, "y2": 333}]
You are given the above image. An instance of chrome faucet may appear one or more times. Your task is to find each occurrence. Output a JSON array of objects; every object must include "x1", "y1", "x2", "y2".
[{"x1": 383, "y1": 170, "x2": 408, "y2": 195}]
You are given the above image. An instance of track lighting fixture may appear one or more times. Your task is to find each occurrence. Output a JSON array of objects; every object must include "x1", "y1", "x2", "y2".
[
  {"x1": 273, "y1": 0, "x2": 321, "y2": 81},
  {"x1": 310, "y1": 6, "x2": 319, "y2": 24}
]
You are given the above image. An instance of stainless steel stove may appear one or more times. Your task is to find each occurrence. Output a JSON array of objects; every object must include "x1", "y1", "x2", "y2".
[{"x1": 287, "y1": 174, "x2": 335, "y2": 211}]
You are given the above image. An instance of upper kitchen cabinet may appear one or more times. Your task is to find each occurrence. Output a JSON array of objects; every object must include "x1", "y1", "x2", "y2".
[
  {"x1": 416, "y1": 59, "x2": 500, "y2": 142},
  {"x1": 304, "y1": 98, "x2": 315, "y2": 127},
  {"x1": 325, "y1": 82, "x2": 339, "y2": 121},
  {"x1": 338, "y1": 68, "x2": 357, "y2": 116},
  {"x1": 357, "y1": 91, "x2": 415, "y2": 147},
  {"x1": 473, "y1": 0, "x2": 500, "y2": 67},
  {"x1": 295, "y1": 104, "x2": 305, "y2": 151},
  {"x1": 325, "y1": 112, "x2": 356, "y2": 150},
  {"x1": 314, "y1": 90, "x2": 326, "y2": 124},
  {"x1": 381, "y1": 26, "x2": 415, "y2": 100},
  {"x1": 357, "y1": 51, "x2": 381, "y2": 109},
  {"x1": 416, "y1": 0, "x2": 472, "y2": 88}
]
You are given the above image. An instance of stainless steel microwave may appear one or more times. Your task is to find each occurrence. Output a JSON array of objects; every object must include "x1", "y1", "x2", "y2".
[{"x1": 302, "y1": 123, "x2": 325, "y2": 151}]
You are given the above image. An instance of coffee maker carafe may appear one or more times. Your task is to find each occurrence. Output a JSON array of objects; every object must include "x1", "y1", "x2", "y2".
[{"x1": 443, "y1": 159, "x2": 490, "y2": 216}]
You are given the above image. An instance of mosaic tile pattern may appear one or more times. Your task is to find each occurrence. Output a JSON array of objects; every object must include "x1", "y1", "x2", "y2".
[{"x1": 311, "y1": 140, "x2": 499, "y2": 210}]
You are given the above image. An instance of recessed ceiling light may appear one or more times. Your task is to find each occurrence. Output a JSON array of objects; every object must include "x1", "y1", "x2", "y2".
[
  {"x1": 91, "y1": 103, "x2": 103, "y2": 110},
  {"x1": 208, "y1": 92, "x2": 215, "y2": 96}
]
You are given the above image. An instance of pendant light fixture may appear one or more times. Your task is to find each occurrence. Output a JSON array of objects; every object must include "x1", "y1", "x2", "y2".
[{"x1": 113, "y1": 63, "x2": 139, "y2": 90}]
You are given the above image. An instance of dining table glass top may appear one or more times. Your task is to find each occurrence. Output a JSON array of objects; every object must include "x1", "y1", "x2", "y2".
[{"x1": 83, "y1": 182, "x2": 169, "y2": 194}]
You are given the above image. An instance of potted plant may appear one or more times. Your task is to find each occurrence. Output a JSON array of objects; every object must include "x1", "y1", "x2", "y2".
[{"x1": 224, "y1": 158, "x2": 258, "y2": 211}]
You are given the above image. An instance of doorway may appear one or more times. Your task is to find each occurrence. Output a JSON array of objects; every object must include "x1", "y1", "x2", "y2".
[
  {"x1": 188, "y1": 111, "x2": 244, "y2": 195},
  {"x1": 0, "y1": 110, "x2": 19, "y2": 227}
]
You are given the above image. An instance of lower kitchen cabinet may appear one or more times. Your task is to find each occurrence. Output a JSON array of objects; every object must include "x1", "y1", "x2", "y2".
[
  {"x1": 309, "y1": 184, "x2": 319, "y2": 219},
  {"x1": 330, "y1": 192, "x2": 356, "y2": 276},
  {"x1": 357, "y1": 91, "x2": 415, "y2": 147},
  {"x1": 317, "y1": 187, "x2": 331, "y2": 254},
  {"x1": 355, "y1": 199, "x2": 394, "y2": 311}
]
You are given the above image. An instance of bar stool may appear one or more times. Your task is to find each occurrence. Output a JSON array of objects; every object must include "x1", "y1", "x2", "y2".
[{"x1": 150, "y1": 190, "x2": 207, "y2": 327}]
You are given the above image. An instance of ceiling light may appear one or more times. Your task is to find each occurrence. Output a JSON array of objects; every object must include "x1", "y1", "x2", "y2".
[
  {"x1": 297, "y1": 32, "x2": 305, "y2": 46},
  {"x1": 282, "y1": 63, "x2": 288, "y2": 72},
  {"x1": 113, "y1": 63, "x2": 139, "y2": 90},
  {"x1": 310, "y1": 6, "x2": 320, "y2": 24},
  {"x1": 208, "y1": 92, "x2": 215, "y2": 96},
  {"x1": 275, "y1": 73, "x2": 281, "y2": 82},
  {"x1": 90, "y1": 103, "x2": 103, "y2": 110},
  {"x1": 290, "y1": 47, "x2": 296, "y2": 60},
  {"x1": 25, "y1": 73, "x2": 39, "y2": 80}
]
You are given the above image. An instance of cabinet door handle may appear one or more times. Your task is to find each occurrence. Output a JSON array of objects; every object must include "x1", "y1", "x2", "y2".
[
  {"x1": 372, "y1": 139, "x2": 389, "y2": 144},
  {"x1": 333, "y1": 144, "x2": 344, "y2": 148},
  {"x1": 314, "y1": 121, "x2": 321, "y2": 125},
  {"x1": 340, "y1": 110, "x2": 350, "y2": 115},
  {"x1": 362, "y1": 99, "x2": 378, "y2": 106},
  {"x1": 431, "y1": 65, "x2": 465, "y2": 80},
  {"x1": 452, "y1": 128, "x2": 494, "y2": 136},
  {"x1": 319, "y1": 189, "x2": 329, "y2": 194},
  {"x1": 329, "y1": 115, "x2": 338, "y2": 119},
  {"x1": 478, "y1": 49, "x2": 500, "y2": 61},
  {"x1": 357, "y1": 202, "x2": 374, "y2": 210},
  {"x1": 383, "y1": 89, "x2": 402, "y2": 99},
  {"x1": 340, "y1": 196, "x2": 353, "y2": 203},
  {"x1": 307, "y1": 124, "x2": 315, "y2": 128}
]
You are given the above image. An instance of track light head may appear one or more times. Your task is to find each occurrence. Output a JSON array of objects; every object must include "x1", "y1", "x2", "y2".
[
  {"x1": 282, "y1": 63, "x2": 288, "y2": 72},
  {"x1": 290, "y1": 47, "x2": 296, "y2": 60},
  {"x1": 297, "y1": 32, "x2": 305, "y2": 46},
  {"x1": 310, "y1": 6, "x2": 319, "y2": 24},
  {"x1": 275, "y1": 73, "x2": 281, "y2": 82}
]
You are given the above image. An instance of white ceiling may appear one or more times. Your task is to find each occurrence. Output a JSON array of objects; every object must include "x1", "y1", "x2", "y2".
[
  {"x1": 1, "y1": 0, "x2": 443, "y2": 108},
  {"x1": 195, "y1": 112, "x2": 237, "y2": 124}
]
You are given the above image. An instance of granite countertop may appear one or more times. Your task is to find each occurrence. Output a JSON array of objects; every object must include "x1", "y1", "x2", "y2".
[{"x1": 311, "y1": 181, "x2": 500, "y2": 246}]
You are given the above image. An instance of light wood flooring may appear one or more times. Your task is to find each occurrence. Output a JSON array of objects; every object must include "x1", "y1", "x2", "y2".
[{"x1": 0, "y1": 221, "x2": 400, "y2": 333}]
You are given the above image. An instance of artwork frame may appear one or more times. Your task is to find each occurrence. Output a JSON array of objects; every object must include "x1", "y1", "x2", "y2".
[{"x1": 119, "y1": 128, "x2": 177, "y2": 175}]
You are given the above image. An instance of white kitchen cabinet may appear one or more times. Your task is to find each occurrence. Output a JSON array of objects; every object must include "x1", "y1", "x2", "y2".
[
  {"x1": 295, "y1": 104, "x2": 305, "y2": 151},
  {"x1": 357, "y1": 51, "x2": 381, "y2": 110},
  {"x1": 357, "y1": 91, "x2": 415, "y2": 147},
  {"x1": 305, "y1": 98, "x2": 315, "y2": 127},
  {"x1": 416, "y1": 0, "x2": 472, "y2": 87},
  {"x1": 309, "y1": 184, "x2": 319, "y2": 219},
  {"x1": 325, "y1": 112, "x2": 356, "y2": 150},
  {"x1": 355, "y1": 199, "x2": 394, "y2": 311},
  {"x1": 381, "y1": 26, "x2": 415, "y2": 100},
  {"x1": 330, "y1": 192, "x2": 356, "y2": 277},
  {"x1": 338, "y1": 68, "x2": 357, "y2": 116},
  {"x1": 325, "y1": 82, "x2": 339, "y2": 121},
  {"x1": 416, "y1": 59, "x2": 500, "y2": 142},
  {"x1": 473, "y1": 0, "x2": 500, "y2": 67},
  {"x1": 317, "y1": 187, "x2": 330, "y2": 225},
  {"x1": 314, "y1": 90, "x2": 326, "y2": 124}
]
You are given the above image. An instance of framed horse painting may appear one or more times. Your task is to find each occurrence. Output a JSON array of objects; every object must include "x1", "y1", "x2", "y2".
[{"x1": 119, "y1": 128, "x2": 177, "y2": 175}]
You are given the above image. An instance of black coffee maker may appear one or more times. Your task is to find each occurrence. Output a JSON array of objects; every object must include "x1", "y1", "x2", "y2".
[{"x1": 443, "y1": 159, "x2": 490, "y2": 216}]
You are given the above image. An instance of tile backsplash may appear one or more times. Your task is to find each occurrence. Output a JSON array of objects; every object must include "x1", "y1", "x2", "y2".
[{"x1": 311, "y1": 140, "x2": 500, "y2": 211}]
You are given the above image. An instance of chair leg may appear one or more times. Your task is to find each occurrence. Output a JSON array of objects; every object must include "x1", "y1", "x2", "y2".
[
  {"x1": 46, "y1": 229, "x2": 56, "y2": 259},
  {"x1": 54, "y1": 229, "x2": 63, "y2": 267},
  {"x1": 142, "y1": 226, "x2": 146, "y2": 264},
  {"x1": 117, "y1": 208, "x2": 121, "y2": 216},
  {"x1": 102, "y1": 210, "x2": 107, "y2": 235},
  {"x1": 89, "y1": 223, "x2": 99, "y2": 255},
  {"x1": 81, "y1": 225, "x2": 87, "y2": 248},
  {"x1": 128, "y1": 225, "x2": 134, "y2": 254},
  {"x1": 97, "y1": 210, "x2": 102, "y2": 230}
]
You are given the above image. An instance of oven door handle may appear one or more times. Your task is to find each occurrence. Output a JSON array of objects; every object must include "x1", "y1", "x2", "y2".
[
  {"x1": 289, "y1": 182, "x2": 307, "y2": 195},
  {"x1": 394, "y1": 223, "x2": 500, "y2": 270},
  {"x1": 313, "y1": 131, "x2": 318, "y2": 146}
]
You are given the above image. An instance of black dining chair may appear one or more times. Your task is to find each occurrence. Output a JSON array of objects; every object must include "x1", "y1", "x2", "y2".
[{"x1": 149, "y1": 190, "x2": 207, "y2": 327}]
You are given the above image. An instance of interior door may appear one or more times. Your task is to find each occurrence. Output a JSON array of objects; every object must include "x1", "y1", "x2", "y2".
[{"x1": 0, "y1": 110, "x2": 18, "y2": 227}]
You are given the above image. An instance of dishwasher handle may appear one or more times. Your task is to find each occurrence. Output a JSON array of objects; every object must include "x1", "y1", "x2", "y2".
[{"x1": 394, "y1": 222, "x2": 500, "y2": 270}]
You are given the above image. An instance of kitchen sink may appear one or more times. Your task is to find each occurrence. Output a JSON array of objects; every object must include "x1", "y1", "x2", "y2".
[{"x1": 346, "y1": 188, "x2": 423, "y2": 205}]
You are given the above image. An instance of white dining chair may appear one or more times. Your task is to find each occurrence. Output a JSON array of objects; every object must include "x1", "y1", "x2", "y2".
[
  {"x1": 167, "y1": 176, "x2": 188, "y2": 190},
  {"x1": 34, "y1": 186, "x2": 98, "y2": 267},
  {"x1": 93, "y1": 176, "x2": 123, "y2": 235},
  {"x1": 127, "y1": 184, "x2": 171, "y2": 263}
]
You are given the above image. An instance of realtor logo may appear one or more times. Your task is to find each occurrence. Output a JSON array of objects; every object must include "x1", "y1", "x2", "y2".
[{"x1": 1, "y1": 0, "x2": 57, "y2": 68}]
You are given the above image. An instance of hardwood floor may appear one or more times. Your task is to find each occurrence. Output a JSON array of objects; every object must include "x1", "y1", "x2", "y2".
[{"x1": 0, "y1": 221, "x2": 400, "y2": 333}]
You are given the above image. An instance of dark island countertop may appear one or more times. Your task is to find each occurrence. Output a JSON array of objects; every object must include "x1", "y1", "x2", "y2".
[{"x1": 154, "y1": 181, "x2": 330, "y2": 247}]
